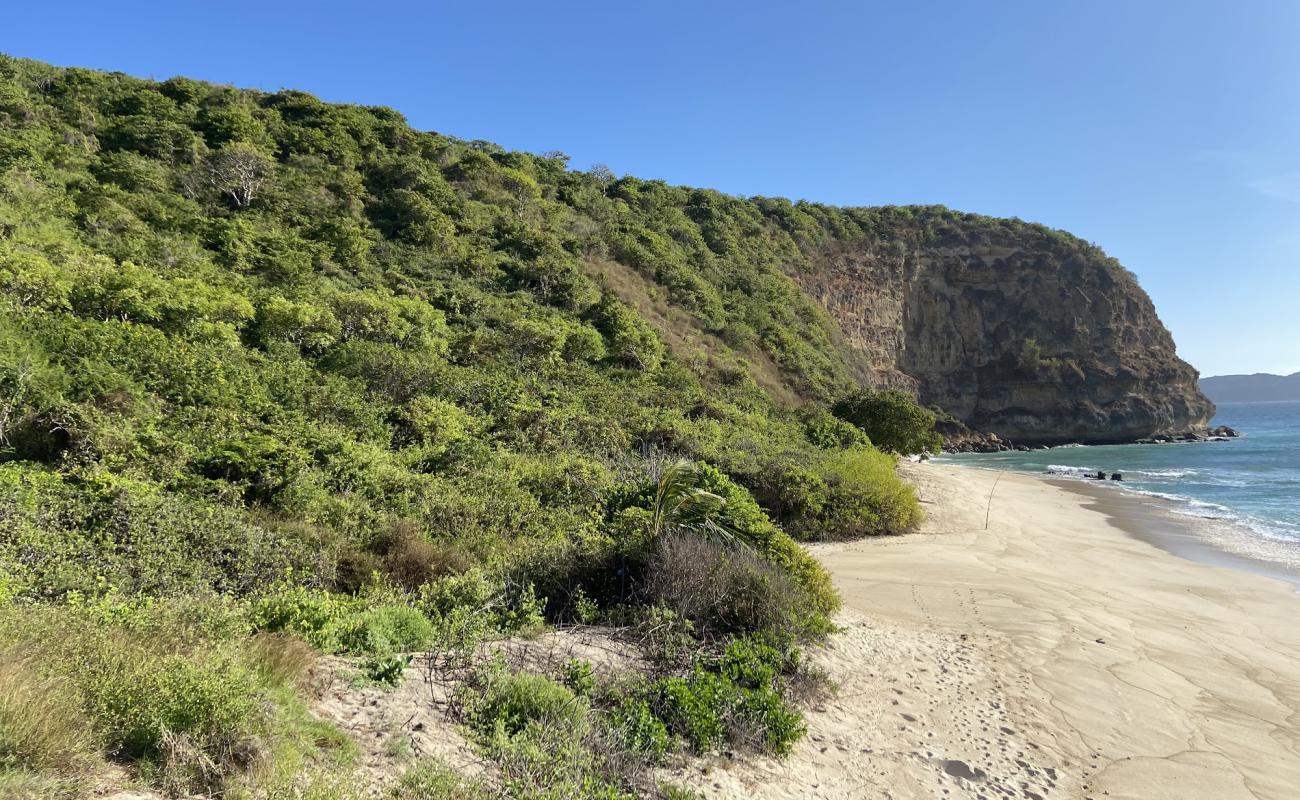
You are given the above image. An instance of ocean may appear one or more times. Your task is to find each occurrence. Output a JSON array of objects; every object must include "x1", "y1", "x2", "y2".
[{"x1": 936, "y1": 401, "x2": 1300, "y2": 572}]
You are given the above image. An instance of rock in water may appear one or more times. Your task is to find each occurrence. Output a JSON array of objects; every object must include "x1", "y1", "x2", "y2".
[{"x1": 787, "y1": 219, "x2": 1213, "y2": 444}]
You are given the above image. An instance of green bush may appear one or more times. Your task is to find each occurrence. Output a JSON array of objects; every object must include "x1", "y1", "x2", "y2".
[
  {"x1": 0, "y1": 467, "x2": 322, "y2": 600},
  {"x1": 250, "y1": 587, "x2": 355, "y2": 651},
  {"x1": 466, "y1": 663, "x2": 587, "y2": 740},
  {"x1": 653, "y1": 667, "x2": 735, "y2": 753},
  {"x1": 718, "y1": 635, "x2": 789, "y2": 690},
  {"x1": 389, "y1": 759, "x2": 489, "y2": 800},
  {"x1": 335, "y1": 605, "x2": 435, "y2": 657},
  {"x1": 640, "y1": 633, "x2": 806, "y2": 758},
  {"x1": 649, "y1": 663, "x2": 806, "y2": 757},
  {"x1": 588, "y1": 294, "x2": 663, "y2": 370},
  {"x1": 250, "y1": 590, "x2": 435, "y2": 686},
  {"x1": 735, "y1": 686, "x2": 805, "y2": 756},
  {"x1": 361, "y1": 653, "x2": 412, "y2": 687},
  {"x1": 774, "y1": 447, "x2": 922, "y2": 539},
  {"x1": 562, "y1": 659, "x2": 596, "y2": 697},
  {"x1": 416, "y1": 569, "x2": 545, "y2": 637},
  {"x1": 832, "y1": 389, "x2": 943, "y2": 455},
  {"x1": 607, "y1": 697, "x2": 670, "y2": 762},
  {"x1": 482, "y1": 714, "x2": 630, "y2": 800}
]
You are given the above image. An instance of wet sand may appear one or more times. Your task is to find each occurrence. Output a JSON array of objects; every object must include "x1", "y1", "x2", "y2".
[{"x1": 1051, "y1": 477, "x2": 1300, "y2": 589}]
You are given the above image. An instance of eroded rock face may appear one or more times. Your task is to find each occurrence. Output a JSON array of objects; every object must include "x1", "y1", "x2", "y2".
[{"x1": 790, "y1": 231, "x2": 1213, "y2": 444}]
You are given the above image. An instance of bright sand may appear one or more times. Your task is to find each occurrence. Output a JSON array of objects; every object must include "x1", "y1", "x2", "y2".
[{"x1": 674, "y1": 462, "x2": 1300, "y2": 799}]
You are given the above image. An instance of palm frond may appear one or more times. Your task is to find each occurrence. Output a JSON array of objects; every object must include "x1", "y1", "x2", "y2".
[{"x1": 649, "y1": 460, "x2": 755, "y2": 551}]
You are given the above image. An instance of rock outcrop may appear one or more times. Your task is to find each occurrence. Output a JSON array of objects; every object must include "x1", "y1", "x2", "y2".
[{"x1": 788, "y1": 216, "x2": 1214, "y2": 444}]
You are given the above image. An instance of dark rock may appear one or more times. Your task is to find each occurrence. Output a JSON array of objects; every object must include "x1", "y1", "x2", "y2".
[
  {"x1": 1110, "y1": 472, "x2": 1123, "y2": 481},
  {"x1": 941, "y1": 759, "x2": 987, "y2": 782}
]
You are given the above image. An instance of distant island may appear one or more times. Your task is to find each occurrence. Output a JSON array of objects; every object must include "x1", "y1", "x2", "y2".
[{"x1": 1200, "y1": 372, "x2": 1300, "y2": 403}]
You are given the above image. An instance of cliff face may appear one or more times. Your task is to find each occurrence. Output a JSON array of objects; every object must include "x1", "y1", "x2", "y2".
[{"x1": 789, "y1": 226, "x2": 1213, "y2": 444}]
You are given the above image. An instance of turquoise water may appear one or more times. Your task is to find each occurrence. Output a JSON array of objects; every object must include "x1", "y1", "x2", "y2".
[{"x1": 936, "y1": 401, "x2": 1300, "y2": 547}]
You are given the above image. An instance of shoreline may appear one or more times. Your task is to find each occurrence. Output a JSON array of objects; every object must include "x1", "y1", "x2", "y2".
[
  {"x1": 932, "y1": 450, "x2": 1300, "y2": 589},
  {"x1": 676, "y1": 461, "x2": 1300, "y2": 799},
  {"x1": 1048, "y1": 477, "x2": 1300, "y2": 589}
]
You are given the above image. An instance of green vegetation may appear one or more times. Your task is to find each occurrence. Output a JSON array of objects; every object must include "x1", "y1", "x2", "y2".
[
  {"x1": 832, "y1": 389, "x2": 944, "y2": 456},
  {"x1": 0, "y1": 598, "x2": 354, "y2": 798},
  {"x1": 0, "y1": 55, "x2": 962, "y2": 797}
]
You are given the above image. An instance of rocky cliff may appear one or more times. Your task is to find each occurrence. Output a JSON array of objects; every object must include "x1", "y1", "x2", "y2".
[{"x1": 787, "y1": 215, "x2": 1213, "y2": 444}]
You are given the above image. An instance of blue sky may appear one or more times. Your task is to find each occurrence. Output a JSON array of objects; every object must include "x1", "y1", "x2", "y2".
[{"x1": 4, "y1": 1, "x2": 1298, "y2": 376}]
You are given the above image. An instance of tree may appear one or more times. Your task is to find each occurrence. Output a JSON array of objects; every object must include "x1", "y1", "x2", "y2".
[
  {"x1": 201, "y1": 143, "x2": 272, "y2": 208},
  {"x1": 832, "y1": 389, "x2": 942, "y2": 455},
  {"x1": 589, "y1": 295, "x2": 662, "y2": 370},
  {"x1": 589, "y1": 164, "x2": 615, "y2": 195}
]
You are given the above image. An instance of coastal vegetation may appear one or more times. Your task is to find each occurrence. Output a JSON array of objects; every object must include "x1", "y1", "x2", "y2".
[{"x1": 0, "y1": 55, "x2": 990, "y2": 797}]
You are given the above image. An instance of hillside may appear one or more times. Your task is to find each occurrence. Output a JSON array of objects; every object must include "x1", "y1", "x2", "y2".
[
  {"x1": 0, "y1": 55, "x2": 922, "y2": 799},
  {"x1": 1201, "y1": 372, "x2": 1300, "y2": 403},
  {"x1": 0, "y1": 54, "x2": 1207, "y2": 798}
]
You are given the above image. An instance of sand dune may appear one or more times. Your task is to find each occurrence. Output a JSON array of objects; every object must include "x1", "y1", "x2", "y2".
[{"x1": 673, "y1": 463, "x2": 1300, "y2": 799}]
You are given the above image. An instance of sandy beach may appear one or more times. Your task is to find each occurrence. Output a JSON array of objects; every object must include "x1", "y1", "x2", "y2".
[{"x1": 674, "y1": 462, "x2": 1300, "y2": 799}]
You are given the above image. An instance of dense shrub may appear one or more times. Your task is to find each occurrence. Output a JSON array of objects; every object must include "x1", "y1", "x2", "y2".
[
  {"x1": 466, "y1": 662, "x2": 588, "y2": 739},
  {"x1": 644, "y1": 534, "x2": 824, "y2": 639},
  {"x1": 335, "y1": 605, "x2": 435, "y2": 657},
  {"x1": 832, "y1": 389, "x2": 943, "y2": 455},
  {"x1": 646, "y1": 634, "x2": 806, "y2": 757},
  {"x1": 0, "y1": 466, "x2": 323, "y2": 600},
  {"x1": 614, "y1": 461, "x2": 840, "y2": 623},
  {"x1": 249, "y1": 586, "x2": 355, "y2": 651},
  {"x1": 606, "y1": 697, "x2": 670, "y2": 762},
  {"x1": 773, "y1": 447, "x2": 922, "y2": 539}
]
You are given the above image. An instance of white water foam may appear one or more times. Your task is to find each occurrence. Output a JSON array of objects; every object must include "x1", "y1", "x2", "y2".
[
  {"x1": 1098, "y1": 484, "x2": 1300, "y2": 545},
  {"x1": 1037, "y1": 465, "x2": 1300, "y2": 544}
]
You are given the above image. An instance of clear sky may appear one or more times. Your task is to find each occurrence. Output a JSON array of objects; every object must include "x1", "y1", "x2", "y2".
[{"x1": 4, "y1": 1, "x2": 1298, "y2": 376}]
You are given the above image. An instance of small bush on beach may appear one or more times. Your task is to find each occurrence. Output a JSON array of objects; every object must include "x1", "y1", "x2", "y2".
[
  {"x1": 388, "y1": 759, "x2": 490, "y2": 799},
  {"x1": 466, "y1": 661, "x2": 588, "y2": 739},
  {"x1": 606, "y1": 697, "x2": 671, "y2": 762},
  {"x1": 644, "y1": 534, "x2": 826, "y2": 639},
  {"x1": 771, "y1": 447, "x2": 922, "y2": 540}
]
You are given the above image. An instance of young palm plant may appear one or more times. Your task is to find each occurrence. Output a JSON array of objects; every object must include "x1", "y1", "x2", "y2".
[{"x1": 648, "y1": 460, "x2": 756, "y2": 550}]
